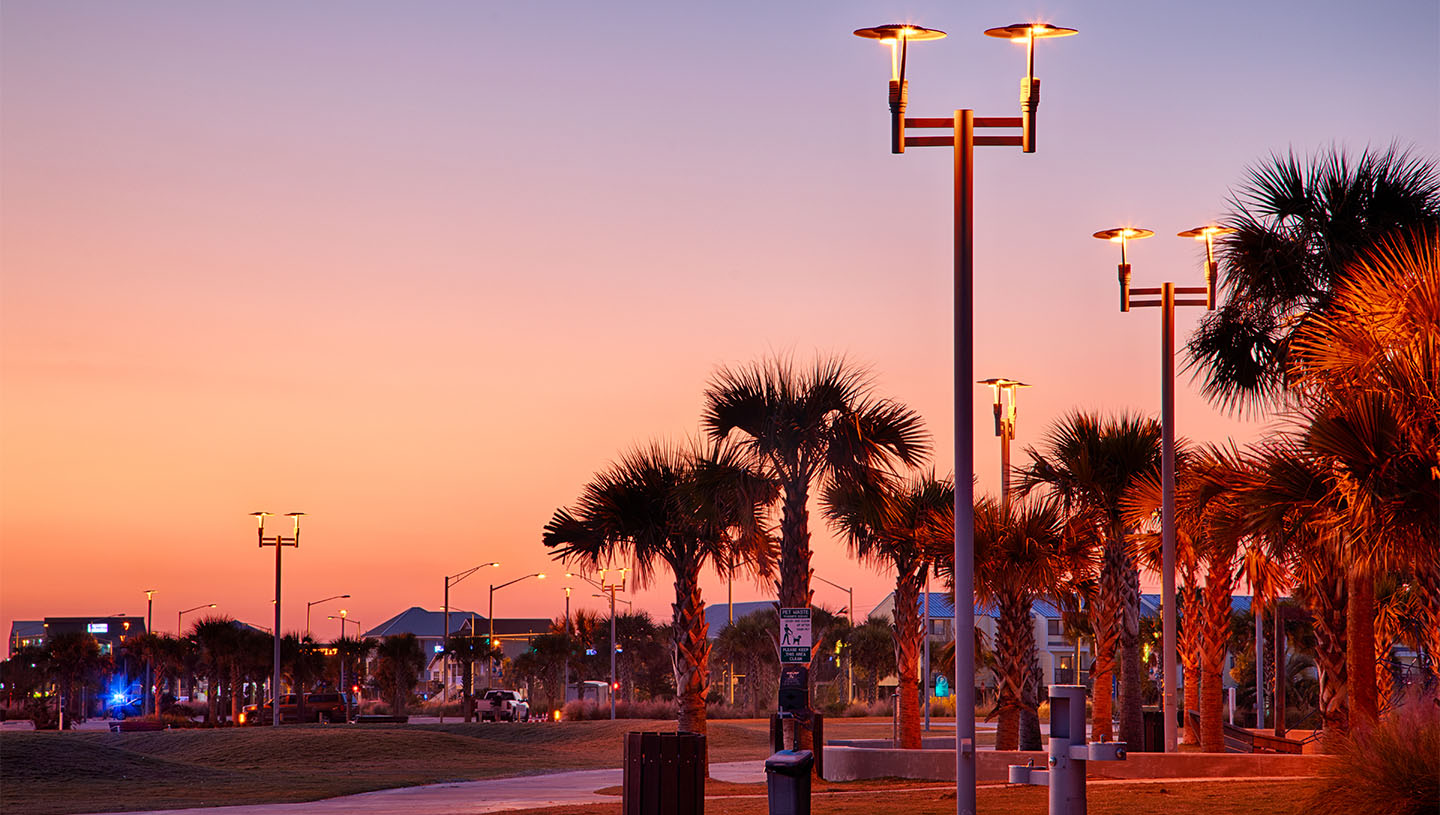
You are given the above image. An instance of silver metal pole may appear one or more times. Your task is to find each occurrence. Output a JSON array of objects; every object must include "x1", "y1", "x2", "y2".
[
  {"x1": 272, "y1": 539, "x2": 282, "y2": 727},
  {"x1": 609, "y1": 589, "x2": 617, "y2": 720},
  {"x1": 1255, "y1": 596, "x2": 1265, "y2": 729},
  {"x1": 924, "y1": 571, "x2": 931, "y2": 731},
  {"x1": 1161, "y1": 281, "x2": 1178, "y2": 752},
  {"x1": 953, "y1": 108, "x2": 977, "y2": 815},
  {"x1": 442, "y1": 578, "x2": 449, "y2": 724}
]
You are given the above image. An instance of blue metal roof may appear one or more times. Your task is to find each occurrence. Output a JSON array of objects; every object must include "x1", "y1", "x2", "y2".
[{"x1": 912, "y1": 593, "x2": 1065, "y2": 620}]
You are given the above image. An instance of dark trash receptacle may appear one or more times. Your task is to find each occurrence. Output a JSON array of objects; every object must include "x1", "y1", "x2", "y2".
[
  {"x1": 1139, "y1": 707, "x2": 1164, "y2": 752},
  {"x1": 765, "y1": 750, "x2": 813, "y2": 815},
  {"x1": 623, "y1": 731, "x2": 705, "y2": 815}
]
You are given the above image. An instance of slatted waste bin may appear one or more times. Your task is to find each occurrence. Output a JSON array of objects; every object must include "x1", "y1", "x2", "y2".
[{"x1": 623, "y1": 731, "x2": 705, "y2": 815}]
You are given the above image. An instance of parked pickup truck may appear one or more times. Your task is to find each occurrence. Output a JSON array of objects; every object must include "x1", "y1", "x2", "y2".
[{"x1": 477, "y1": 689, "x2": 530, "y2": 722}]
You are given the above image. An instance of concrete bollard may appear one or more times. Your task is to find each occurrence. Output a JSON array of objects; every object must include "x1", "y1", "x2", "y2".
[{"x1": 1007, "y1": 685, "x2": 1126, "y2": 815}]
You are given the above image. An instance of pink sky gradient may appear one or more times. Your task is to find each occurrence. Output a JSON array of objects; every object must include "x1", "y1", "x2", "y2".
[{"x1": 3, "y1": 1, "x2": 1437, "y2": 642}]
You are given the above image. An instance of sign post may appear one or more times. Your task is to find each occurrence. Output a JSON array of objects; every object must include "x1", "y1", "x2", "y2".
[{"x1": 779, "y1": 608, "x2": 812, "y2": 664}]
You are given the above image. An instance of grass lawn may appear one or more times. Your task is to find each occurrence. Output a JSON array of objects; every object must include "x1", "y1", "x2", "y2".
[{"x1": 0, "y1": 718, "x2": 1317, "y2": 815}]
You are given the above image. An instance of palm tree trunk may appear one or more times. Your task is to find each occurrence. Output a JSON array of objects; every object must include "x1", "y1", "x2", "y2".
[
  {"x1": 207, "y1": 669, "x2": 220, "y2": 724},
  {"x1": 893, "y1": 565, "x2": 924, "y2": 749},
  {"x1": 777, "y1": 476, "x2": 813, "y2": 610},
  {"x1": 1180, "y1": 579, "x2": 1202, "y2": 745},
  {"x1": 1089, "y1": 541, "x2": 1124, "y2": 742},
  {"x1": 229, "y1": 664, "x2": 242, "y2": 724},
  {"x1": 1346, "y1": 568, "x2": 1377, "y2": 723},
  {"x1": 1117, "y1": 561, "x2": 1144, "y2": 748},
  {"x1": 1018, "y1": 647, "x2": 1043, "y2": 751},
  {"x1": 1199, "y1": 562, "x2": 1235, "y2": 752},
  {"x1": 671, "y1": 561, "x2": 711, "y2": 771},
  {"x1": 993, "y1": 592, "x2": 1030, "y2": 751}
]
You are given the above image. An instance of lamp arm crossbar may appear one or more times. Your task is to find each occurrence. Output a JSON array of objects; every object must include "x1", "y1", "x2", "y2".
[
  {"x1": 493, "y1": 573, "x2": 542, "y2": 592},
  {"x1": 813, "y1": 575, "x2": 850, "y2": 594}
]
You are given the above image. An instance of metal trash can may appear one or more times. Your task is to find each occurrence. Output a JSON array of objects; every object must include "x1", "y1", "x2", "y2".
[
  {"x1": 622, "y1": 731, "x2": 705, "y2": 815},
  {"x1": 765, "y1": 749, "x2": 813, "y2": 815},
  {"x1": 1140, "y1": 707, "x2": 1164, "y2": 752}
]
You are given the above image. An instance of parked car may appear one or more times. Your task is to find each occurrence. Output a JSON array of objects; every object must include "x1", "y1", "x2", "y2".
[
  {"x1": 477, "y1": 689, "x2": 529, "y2": 722},
  {"x1": 240, "y1": 692, "x2": 350, "y2": 725}
]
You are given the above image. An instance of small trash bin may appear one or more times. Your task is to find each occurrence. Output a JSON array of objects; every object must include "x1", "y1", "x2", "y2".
[
  {"x1": 1140, "y1": 707, "x2": 1164, "y2": 752},
  {"x1": 622, "y1": 731, "x2": 704, "y2": 815},
  {"x1": 765, "y1": 749, "x2": 813, "y2": 815}
]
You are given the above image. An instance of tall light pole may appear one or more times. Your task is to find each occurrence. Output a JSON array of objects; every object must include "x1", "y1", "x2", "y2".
[
  {"x1": 253, "y1": 511, "x2": 304, "y2": 727},
  {"x1": 443, "y1": 562, "x2": 499, "y2": 720},
  {"x1": 979, "y1": 378, "x2": 1031, "y2": 511},
  {"x1": 1092, "y1": 224, "x2": 1226, "y2": 752},
  {"x1": 854, "y1": 20, "x2": 1075, "y2": 814},
  {"x1": 814, "y1": 574, "x2": 854, "y2": 704},
  {"x1": 489, "y1": 572, "x2": 546, "y2": 688},
  {"x1": 306, "y1": 594, "x2": 349, "y2": 639},
  {"x1": 572, "y1": 569, "x2": 628, "y2": 719},
  {"x1": 144, "y1": 589, "x2": 156, "y2": 715}
]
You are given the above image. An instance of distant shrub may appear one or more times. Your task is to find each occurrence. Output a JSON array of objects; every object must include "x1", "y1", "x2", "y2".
[
  {"x1": 561, "y1": 699, "x2": 677, "y2": 720},
  {"x1": 1307, "y1": 692, "x2": 1440, "y2": 815},
  {"x1": 358, "y1": 700, "x2": 391, "y2": 715}
]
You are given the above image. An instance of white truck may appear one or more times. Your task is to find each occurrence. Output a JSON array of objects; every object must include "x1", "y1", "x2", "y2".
[{"x1": 477, "y1": 688, "x2": 530, "y2": 722}]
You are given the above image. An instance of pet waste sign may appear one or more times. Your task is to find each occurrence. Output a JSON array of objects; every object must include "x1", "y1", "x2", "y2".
[{"x1": 779, "y1": 607, "x2": 811, "y2": 663}]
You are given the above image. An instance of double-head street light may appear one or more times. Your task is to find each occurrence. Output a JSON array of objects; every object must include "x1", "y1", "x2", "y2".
[
  {"x1": 570, "y1": 568, "x2": 627, "y2": 720},
  {"x1": 327, "y1": 609, "x2": 359, "y2": 640},
  {"x1": 306, "y1": 594, "x2": 350, "y2": 639},
  {"x1": 854, "y1": 20, "x2": 1075, "y2": 814},
  {"x1": 979, "y1": 378, "x2": 1031, "y2": 511},
  {"x1": 442, "y1": 562, "x2": 500, "y2": 720},
  {"x1": 489, "y1": 572, "x2": 546, "y2": 687},
  {"x1": 253, "y1": 511, "x2": 305, "y2": 727},
  {"x1": 1092, "y1": 224, "x2": 1228, "y2": 752}
]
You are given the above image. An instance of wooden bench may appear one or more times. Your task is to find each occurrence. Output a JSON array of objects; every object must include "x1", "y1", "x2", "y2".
[{"x1": 1186, "y1": 709, "x2": 1303, "y2": 753}]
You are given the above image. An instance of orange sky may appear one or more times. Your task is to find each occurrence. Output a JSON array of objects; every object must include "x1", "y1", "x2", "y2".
[{"x1": 3, "y1": 0, "x2": 1437, "y2": 642}]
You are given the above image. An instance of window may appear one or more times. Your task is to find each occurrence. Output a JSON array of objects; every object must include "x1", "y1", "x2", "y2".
[{"x1": 1046, "y1": 619, "x2": 1062, "y2": 637}]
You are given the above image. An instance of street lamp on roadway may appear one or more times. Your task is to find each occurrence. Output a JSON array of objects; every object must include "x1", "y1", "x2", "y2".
[
  {"x1": 813, "y1": 574, "x2": 854, "y2": 704},
  {"x1": 442, "y1": 562, "x2": 500, "y2": 721},
  {"x1": 328, "y1": 611, "x2": 360, "y2": 722},
  {"x1": 177, "y1": 603, "x2": 216, "y2": 636},
  {"x1": 306, "y1": 594, "x2": 349, "y2": 639},
  {"x1": 978, "y1": 378, "x2": 1031, "y2": 511},
  {"x1": 252, "y1": 511, "x2": 304, "y2": 727},
  {"x1": 570, "y1": 569, "x2": 627, "y2": 720},
  {"x1": 854, "y1": 20, "x2": 1076, "y2": 815},
  {"x1": 489, "y1": 573, "x2": 546, "y2": 689},
  {"x1": 1091, "y1": 223, "x2": 1227, "y2": 752}
]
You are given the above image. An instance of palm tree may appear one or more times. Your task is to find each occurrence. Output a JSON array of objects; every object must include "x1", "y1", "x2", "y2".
[
  {"x1": 702, "y1": 355, "x2": 930, "y2": 613},
  {"x1": 1017, "y1": 411, "x2": 1161, "y2": 745},
  {"x1": 1188, "y1": 145, "x2": 1440, "y2": 414},
  {"x1": 446, "y1": 633, "x2": 500, "y2": 721},
  {"x1": 544, "y1": 440, "x2": 776, "y2": 763},
  {"x1": 712, "y1": 610, "x2": 779, "y2": 714},
  {"x1": 970, "y1": 496, "x2": 1086, "y2": 750},
  {"x1": 48, "y1": 632, "x2": 104, "y2": 726},
  {"x1": 190, "y1": 616, "x2": 238, "y2": 724},
  {"x1": 280, "y1": 634, "x2": 326, "y2": 721},
  {"x1": 823, "y1": 471, "x2": 952, "y2": 749},
  {"x1": 375, "y1": 633, "x2": 425, "y2": 716}
]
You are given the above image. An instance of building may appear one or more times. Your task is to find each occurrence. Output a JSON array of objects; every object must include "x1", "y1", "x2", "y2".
[
  {"x1": 22, "y1": 616, "x2": 150, "y2": 657},
  {"x1": 8, "y1": 621, "x2": 45, "y2": 656},
  {"x1": 363, "y1": 606, "x2": 552, "y2": 693},
  {"x1": 702, "y1": 600, "x2": 775, "y2": 637}
]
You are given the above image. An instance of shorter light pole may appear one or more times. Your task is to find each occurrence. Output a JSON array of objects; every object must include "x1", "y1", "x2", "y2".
[
  {"x1": 306, "y1": 594, "x2": 350, "y2": 639},
  {"x1": 979, "y1": 378, "x2": 1031, "y2": 511},
  {"x1": 1092, "y1": 223, "x2": 1227, "y2": 752},
  {"x1": 329, "y1": 611, "x2": 360, "y2": 721},
  {"x1": 572, "y1": 569, "x2": 628, "y2": 719},
  {"x1": 489, "y1": 573, "x2": 546, "y2": 688},
  {"x1": 253, "y1": 511, "x2": 304, "y2": 727},
  {"x1": 177, "y1": 603, "x2": 217, "y2": 636},
  {"x1": 814, "y1": 575, "x2": 855, "y2": 704},
  {"x1": 442, "y1": 562, "x2": 499, "y2": 721},
  {"x1": 562, "y1": 586, "x2": 572, "y2": 705},
  {"x1": 144, "y1": 589, "x2": 156, "y2": 715}
]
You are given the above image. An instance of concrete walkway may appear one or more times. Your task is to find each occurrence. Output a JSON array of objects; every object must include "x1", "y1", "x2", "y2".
[{"x1": 76, "y1": 761, "x2": 767, "y2": 815}]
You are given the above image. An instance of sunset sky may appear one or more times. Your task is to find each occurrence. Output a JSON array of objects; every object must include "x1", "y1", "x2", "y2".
[{"x1": 3, "y1": 1, "x2": 1437, "y2": 644}]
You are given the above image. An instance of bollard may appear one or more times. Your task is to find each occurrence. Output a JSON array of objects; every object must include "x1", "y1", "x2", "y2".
[{"x1": 1007, "y1": 685, "x2": 1126, "y2": 815}]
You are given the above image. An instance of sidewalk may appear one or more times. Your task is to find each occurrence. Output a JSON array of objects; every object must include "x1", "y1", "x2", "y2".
[{"x1": 76, "y1": 761, "x2": 767, "y2": 815}]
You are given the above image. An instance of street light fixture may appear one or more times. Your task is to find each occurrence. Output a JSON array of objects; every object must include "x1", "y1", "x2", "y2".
[
  {"x1": 328, "y1": 611, "x2": 360, "y2": 722},
  {"x1": 1092, "y1": 223, "x2": 1227, "y2": 753},
  {"x1": 442, "y1": 562, "x2": 500, "y2": 720},
  {"x1": 978, "y1": 378, "x2": 1031, "y2": 511},
  {"x1": 143, "y1": 589, "x2": 157, "y2": 715},
  {"x1": 306, "y1": 594, "x2": 350, "y2": 639},
  {"x1": 813, "y1": 575, "x2": 854, "y2": 705},
  {"x1": 177, "y1": 603, "x2": 217, "y2": 636},
  {"x1": 854, "y1": 20, "x2": 1075, "y2": 813},
  {"x1": 488, "y1": 573, "x2": 546, "y2": 689},
  {"x1": 253, "y1": 511, "x2": 304, "y2": 727},
  {"x1": 569, "y1": 569, "x2": 627, "y2": 720}
]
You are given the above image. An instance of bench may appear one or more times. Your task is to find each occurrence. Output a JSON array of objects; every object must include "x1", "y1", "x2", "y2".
[
  {"x1": 1186, "y1": 709, "x2": 1303, "y2": 753},
  {"x1": 110, "y1": 720, "x2": 166, "y2": 733}
]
